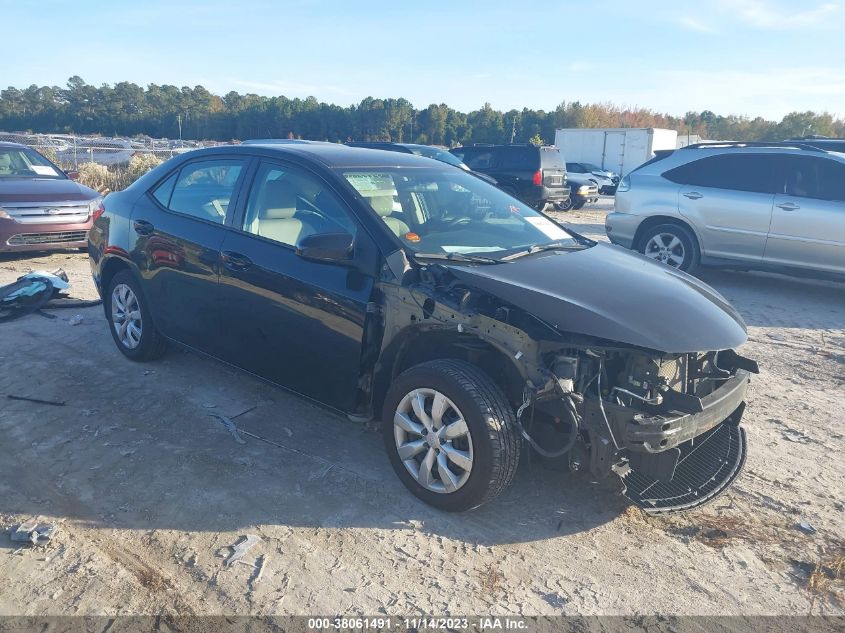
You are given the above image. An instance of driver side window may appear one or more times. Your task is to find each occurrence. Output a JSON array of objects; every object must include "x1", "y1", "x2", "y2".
[{"x1": 243, "y1": 163, "x2": 357, "y2": 247}]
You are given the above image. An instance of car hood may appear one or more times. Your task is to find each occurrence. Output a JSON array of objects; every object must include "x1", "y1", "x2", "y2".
[
  {"x1": 566, "y1": 173, "x2": 599, "y2": 186},
  {"x1": 445, "y1": 243, "x2": 748, "y2": 353},
  {"x1": 0, "y1": 178, "x2": 99, "y2": 204}
]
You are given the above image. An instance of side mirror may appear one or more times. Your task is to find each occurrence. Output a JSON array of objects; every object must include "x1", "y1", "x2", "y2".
[
  {"x1": 65, "y1": 170, "x2": 80, "y2": 181},
  {"x1": 296, "y1": 232, "x2": 354, "y2": 263}
]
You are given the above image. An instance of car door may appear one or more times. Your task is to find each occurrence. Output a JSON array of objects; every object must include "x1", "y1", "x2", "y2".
[
  {"x1": 131, "y1": 157, "x2": 249, "y2": 351},
  {"x1": 764, "y1": 155, "x2": 845, "y2": 275},
  {"x1": 667, "y1": 153, "x2": 778, "y2": 263},
  {"x1": 216, "y1": 160, "x2": 379, "y2": 411}
]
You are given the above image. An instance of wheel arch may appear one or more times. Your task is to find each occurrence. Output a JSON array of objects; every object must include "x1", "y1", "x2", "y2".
[
  {"x1": 371, "y1": 327, "x2": 526, "y2": 420},
  {"x1": 100, "y1": 255, "x2": 134, "y2": 296},
  {"x1": 633, "y1": 215, "x2": 702, "y2": 252}
]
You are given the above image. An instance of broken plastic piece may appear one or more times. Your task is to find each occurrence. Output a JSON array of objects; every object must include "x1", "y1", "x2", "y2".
[
  {"x1": 225, "y1": 534, "x2": 261, "y2": 567},
  {"x1": 23, "y1": 270, "x2": 70, "y2": 290},
  {"x1": 10, "y1": 522, "x2": 58, "y2": 545}
]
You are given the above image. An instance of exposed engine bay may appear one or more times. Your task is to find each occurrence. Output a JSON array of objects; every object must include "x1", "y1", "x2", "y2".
[
  {"x1": 372, "y1": 255, "x2": 759, "y2": 514},
  {"x1": 529, "y1": 347, "x2": 757, "y2": 513}
]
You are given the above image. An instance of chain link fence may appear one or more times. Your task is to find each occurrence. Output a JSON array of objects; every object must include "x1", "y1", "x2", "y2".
[
  {"x1": 0, "y1": 131, "x2": 225, "y2": 192},
  {"x1": 0, "y1": 131, "x2": 213, "y2": 170}
]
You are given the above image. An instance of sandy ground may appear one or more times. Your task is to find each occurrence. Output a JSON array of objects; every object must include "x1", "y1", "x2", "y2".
[{"x1": 1, "y1": 201, "x2": 844, "y2": 617}]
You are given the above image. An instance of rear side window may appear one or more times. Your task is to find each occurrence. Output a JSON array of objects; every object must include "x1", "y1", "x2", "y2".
[
  {"x1": 153, "y1": 159, "x2": 245, "y2": 223},
  {"x1": 152, "y1": 172, "x2": 177, "y2": 207},
  {"x1": 783, "y1": 156, "x2": 845, "y2": 202},
  {"x1": 663, "y1": 154, "x2": 778, "y2": 194},
  {"x1": 495, "y1": 146, "x2": 538, "y2": 170},
  {"x1": 457, "y1": 148, "x2": 495, "y2": 170},
  {"x1": 540, "y1": 148, "x2": 565, "y2": 169}
]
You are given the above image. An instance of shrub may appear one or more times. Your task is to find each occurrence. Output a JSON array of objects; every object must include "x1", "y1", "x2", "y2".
[
  {"x1": 75, "y1": 153, "x2": 163, "y2": 194},
  {"x1": 76, "y1": 162, "x2": 112, "y2": 194}
]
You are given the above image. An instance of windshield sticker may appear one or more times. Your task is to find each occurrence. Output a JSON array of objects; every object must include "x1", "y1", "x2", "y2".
[
  {"x1": 525, "y1": 216, "x2": 569, "y2": 240},
  {"x1": 404, "y1": 232, "x2": 421, "y2": 242},
  {"x1": 30, "y1": 165, "x2": 59, "y2": 176}
]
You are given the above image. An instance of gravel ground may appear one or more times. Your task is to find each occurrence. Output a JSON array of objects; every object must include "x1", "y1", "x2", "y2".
[{"x1": 1, "y1": 201, "x2": 844, "y2": 617}]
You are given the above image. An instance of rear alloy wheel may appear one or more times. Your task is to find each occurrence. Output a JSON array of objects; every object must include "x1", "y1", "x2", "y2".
[
  {"x1": 640, "y1": 223, "x2": 700, "y2": 273},
  {"x1": 382, "y1": 359, "x2": 520, "y2": 511},
  {"x1": 105, "y1": 270, "x2": 167, "y2": 361},
  {"x1": 555, "y1": 196, "x2": 575, "y2": 212}
]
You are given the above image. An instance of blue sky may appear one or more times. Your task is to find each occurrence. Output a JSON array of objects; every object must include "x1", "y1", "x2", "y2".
[{"x1": 3, "y1": 0, "x2": 843, "y2": 119}]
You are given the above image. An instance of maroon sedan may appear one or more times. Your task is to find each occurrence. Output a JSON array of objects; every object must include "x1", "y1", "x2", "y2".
[{"x1": 0, "y1": 142, "x2": 102, "y2": 253}]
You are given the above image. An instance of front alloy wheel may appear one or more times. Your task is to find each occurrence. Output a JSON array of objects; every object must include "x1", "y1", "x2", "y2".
[
  {"x1": 394, "y1": 388, "x2": 474, "y2": 494},
  {"x1": 382, "y1": 359, "x2": 520, "y2": 511}
]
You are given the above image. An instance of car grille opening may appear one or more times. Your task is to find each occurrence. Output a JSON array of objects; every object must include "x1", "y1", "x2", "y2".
[
  {"x1": 7, "y1": 231, "x2": 88, "y2": 246},
  {"x1": 621, "y1": 421, "x2": 747, "y2": 514}
]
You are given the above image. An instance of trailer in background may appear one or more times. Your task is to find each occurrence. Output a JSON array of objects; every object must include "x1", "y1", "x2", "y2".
[{"x1": 554, "y1": 128, "x2": 678, "y2": 176}]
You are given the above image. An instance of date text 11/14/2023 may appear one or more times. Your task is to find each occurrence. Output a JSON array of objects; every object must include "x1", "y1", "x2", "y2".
[{"x1": 306, "y1": 617, "x2": 529, "y2": 630}]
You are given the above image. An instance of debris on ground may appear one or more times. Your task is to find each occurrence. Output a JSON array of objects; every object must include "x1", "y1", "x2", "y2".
[
  {"x1": 783, "y1": 430, "x2": 812, "y2": 443},
  {"x1": 209, "y1": 413, "x2": 247, "y2": 444},
  {"x1": 10, "y1": 522, "x2": 58, "y2": 546},
  {"x1": 68, "y1": 314, "x2": 83, "y2": 326},
  {"x1": 797, "y1": 522, "x2": 818, "y2": 535},
  {"x1": 224, "y1": 535, "x2": 261, "y2": 567},
  {"x1": 250, "y1": 555, "x2": 267, "y2": 588},
  {"x1": 7, "y1": 394, "x2": 66, "y2": 407}
]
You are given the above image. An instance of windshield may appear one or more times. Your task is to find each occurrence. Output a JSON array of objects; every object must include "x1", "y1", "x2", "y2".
[
  {"x1": 342, "y1": 167, "x2": 577, "y2": 259},
  {"x1": 582, "y1": 163, "x2": 604, "y2": 172},
  {"x1": 0, "y1": 147, "x2": 65, "y2": 179}
]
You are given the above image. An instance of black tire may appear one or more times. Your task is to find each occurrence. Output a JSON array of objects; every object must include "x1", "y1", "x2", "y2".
[
  {"x1": 638, "y1": 222, "x2": 700, "y2": 273},
  {"x1": 105, "y1": 269, "x2": 167, "y2": 361},
  {"x1": 572, "y1": 200, "x2": 586, "y2": 210},
  {"x1": 381, "y1": 359, "x2": 520, "y2": 512}
]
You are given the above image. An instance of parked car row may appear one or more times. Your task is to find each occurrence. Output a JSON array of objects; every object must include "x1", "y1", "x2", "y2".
[{"x1": 606, "y1": 141, "x2": 845, "y2": 279}]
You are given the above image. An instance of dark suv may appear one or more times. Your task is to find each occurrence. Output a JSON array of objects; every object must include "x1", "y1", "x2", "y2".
[{"x1": 449, "y1": 144, "x2": 569, "y2": 210}]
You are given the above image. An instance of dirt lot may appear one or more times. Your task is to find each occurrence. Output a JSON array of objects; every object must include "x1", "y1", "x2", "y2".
[{"x1": 2, "y1": 203, "x2": 844, "y2": 617}]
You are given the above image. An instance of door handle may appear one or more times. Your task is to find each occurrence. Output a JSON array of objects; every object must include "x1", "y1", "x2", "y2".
[
  {"x1": 133, "y1": 219, "x2": 154, "y2": 235},
  {"x1": 683, "y1": 191, "x2": 703, "y2": 200},
  {"x1": 221, "y1": 251, "x2": 253, "y2": 271},
  {"x1": 776, "y1": 202, "x2": 800, "y2": 211}
]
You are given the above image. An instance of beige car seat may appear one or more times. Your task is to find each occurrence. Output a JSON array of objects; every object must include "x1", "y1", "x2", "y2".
[
  {"x1": 0, "y1": 154, "x2": 13, "y2": 175},
  {"x1": 252, "y1": 179, "x2": 315, "y2": 246},
  {"x1": 369, "y1": 195, "x2": 410, "y2": 237}
]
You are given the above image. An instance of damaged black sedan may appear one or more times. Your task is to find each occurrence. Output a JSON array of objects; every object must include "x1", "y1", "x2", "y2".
[{"x1": 89, "y1": 142, "x2": 758, "y2": 513}]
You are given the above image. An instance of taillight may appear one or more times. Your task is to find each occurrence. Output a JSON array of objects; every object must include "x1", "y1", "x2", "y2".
[
  {"x1": 89, "y1": 198, "x2": 105, "y2": 221},
  {"x1": 532, "y1": 169, "x2": 543, "y2": 186}
]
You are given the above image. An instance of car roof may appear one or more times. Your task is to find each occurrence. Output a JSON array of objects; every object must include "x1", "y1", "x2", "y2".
[
  {"x1": 0, "y1": 141, "x2": 27, "y2": 148},
  {"x1": 198, "y1": 142, "x2": 441, "y2": 168},
  {"x1": 634, "y1": 143, "x2": 845, "y2": 174}
]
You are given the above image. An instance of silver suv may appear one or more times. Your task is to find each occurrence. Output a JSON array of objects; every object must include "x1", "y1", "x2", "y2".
[{"x1": 605, "y1": 143, "x2": 845, "y2": 277}]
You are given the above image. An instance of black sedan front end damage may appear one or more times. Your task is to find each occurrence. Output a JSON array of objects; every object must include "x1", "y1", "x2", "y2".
[{"x1": 525, "y1": 345, "x2": 758, "y2": 514}]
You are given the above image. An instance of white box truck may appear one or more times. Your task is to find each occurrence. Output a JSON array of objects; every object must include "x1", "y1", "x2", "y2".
[{"x1": 554, "y1": 128, "x2": 678, "y2": 176}]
